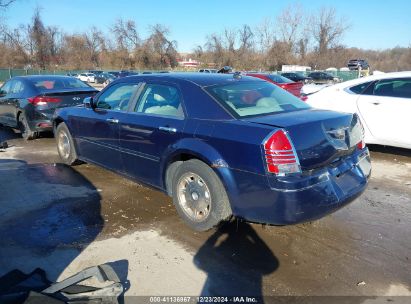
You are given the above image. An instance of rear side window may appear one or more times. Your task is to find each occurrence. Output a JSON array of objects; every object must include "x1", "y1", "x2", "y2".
[
  {"x1": 11, "y1": 80, "x2": 25, "y2": 94},
  {"x1": 349, "y1": 81, "x2": 374, "y2": 95},
  {"x1": 373, "y1": 78, "x2": 411, "y2": 98},
  {"x1": 32, "y1": 78, "x2": 90, "y2": 91},
  {"x1": 134, "y1": 84, "x2": 184, "y2": 117},
  {"x1": 205, "y1": 81, "x2": 310, "y2": 118}
]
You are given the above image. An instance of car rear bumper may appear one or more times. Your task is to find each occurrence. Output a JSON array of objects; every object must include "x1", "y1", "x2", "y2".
[
  {"x1": 25, "y1": 109, "x2": 53, "y2": 131},
  {"x1": 223, "y1": 148, "x2": 371, "y2": 225}
]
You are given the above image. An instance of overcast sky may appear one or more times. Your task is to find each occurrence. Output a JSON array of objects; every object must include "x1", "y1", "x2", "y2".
[{"x1": 2, "y1": 0, "x2": 411, "y2": 52}]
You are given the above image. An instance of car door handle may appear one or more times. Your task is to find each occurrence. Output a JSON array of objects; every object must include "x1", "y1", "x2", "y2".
[
  {"x1": 372, "y1": 101, "x2": 381, "y2": 105},
  {"x1": 106, "y1": 118, "x2": 119, "y2": 124},
  {"x1": 159, "y1": 126, "x2": 177, "y2": 133}
]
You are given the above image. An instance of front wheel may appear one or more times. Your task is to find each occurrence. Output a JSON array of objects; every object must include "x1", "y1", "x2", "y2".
[
  {"x1": 171, "y1": 159, "x2": 232, "y2": 231},
  {"x1": 56, "y1": 122, "x2": 80, "y2": 165}
]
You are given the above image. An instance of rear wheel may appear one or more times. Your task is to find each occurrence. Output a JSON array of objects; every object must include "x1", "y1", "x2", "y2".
[
  {"x1": 18, "y1": 114, "x2": 37, "y2": 140},
  {"x1": 56, "y1": 122, "x2": 80, "y2": 165},
  {"x1": 171, "y1": 159, "x2": 232, "y2": 231}
]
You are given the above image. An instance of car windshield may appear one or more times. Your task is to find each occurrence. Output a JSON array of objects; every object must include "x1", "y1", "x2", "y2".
[
  {"x1": 31, "y1": 78, "x2": 91, "y2": 91},
  {"x1": 205, "y1": 81, "x2": 310, "y2": 118}
]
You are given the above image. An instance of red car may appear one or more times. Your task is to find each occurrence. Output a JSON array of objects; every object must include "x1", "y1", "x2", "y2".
[{"x1": 246, "y1": 73, "x2": 303, "y2": 98}]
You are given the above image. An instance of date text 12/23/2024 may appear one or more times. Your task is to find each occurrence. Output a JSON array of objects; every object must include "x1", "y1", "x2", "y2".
[{"x1": 149, "y1": 296, "x2": 259, "y2": 303}]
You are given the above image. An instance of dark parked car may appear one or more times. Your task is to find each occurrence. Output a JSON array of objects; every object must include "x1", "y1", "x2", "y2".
[
  {"x1": 118, "y1": 71, "x2": 139, "y2": 78},
  {"x1": 53, "y1": 73, "x2": 370, "y2": 231},
  {"x1": 347, "y1": 59, "x2": 369, "y2": 70},
  {"x1": 307, "y1": 71, "x2": 337, "y2": 83},
  {"x1": 95, "y1": 72, "x2": 116, "y2": 84},
  {"x1": 108, "y1": 71, "x2": 120, "y2": 78},
  {"x1": 89, "y1": 70, "x2": 103, "y2": 75},
  {"x1": 281, "y1": 72, "x2": 311, "y2": 83},
  {"x1": 0, "y1": 75, "x2": 98, "y2": 139},
  {"x1": 246, "y1": 73, "x2": 303, "y2": 98}
]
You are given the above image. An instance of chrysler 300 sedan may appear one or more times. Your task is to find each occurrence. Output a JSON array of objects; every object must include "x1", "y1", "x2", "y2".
[{"x1": 53, "y1": 73, "x2": 371, "y2": 231}]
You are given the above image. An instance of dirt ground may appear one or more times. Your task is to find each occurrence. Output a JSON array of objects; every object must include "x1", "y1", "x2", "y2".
[{"x1": 0, "y1": 126, "x2": 410, "y2": 302}]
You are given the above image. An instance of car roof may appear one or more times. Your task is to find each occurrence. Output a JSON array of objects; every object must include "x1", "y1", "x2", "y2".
[
  {"x1": 10, "y1": 75, "x2": 83, "y2": 81},
  {"x1": 333, "y1": 71, "x2": 411, "y2": 89},
  {"x1": 122, "y1": 72, "x2": 264, "y2": 87}
]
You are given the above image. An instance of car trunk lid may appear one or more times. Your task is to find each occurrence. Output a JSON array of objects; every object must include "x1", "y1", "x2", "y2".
[
  {"x1": 31, "y1": 89, "x2": 98, "y2": 115},
  {"x1": 277, "y1": 82, "x2": 303, "y2": 97},
  {"x1": 244, "y1": 109, "x2": 363, "y2": 170}
]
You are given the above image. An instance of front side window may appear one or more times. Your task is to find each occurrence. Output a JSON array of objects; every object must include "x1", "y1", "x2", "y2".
[
  {"x1": 134, "y1": 84, "x2": 183, "y2": 117},
  {"x1": 96, "y1": 83, "x2": 139, "y2": 111},
  {"x1": 373, "y1": 78, "x2": 411, "y2": 98},
  {"x1": 205, "y1": 81, "x2": 310, "y2": 118},
  {"x1": 0, "y1": 80, "x2": 13, "y2": 95}
]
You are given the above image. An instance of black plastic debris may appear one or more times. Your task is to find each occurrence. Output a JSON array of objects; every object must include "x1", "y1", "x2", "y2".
[{"x1": 0, "y1": 264, "x2": 123, "y2": 304}]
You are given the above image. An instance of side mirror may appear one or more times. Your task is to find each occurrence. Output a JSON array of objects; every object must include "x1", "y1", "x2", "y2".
[
  {"x1": 83, "y1": 97, "x2": 94, "y2": 109},
  {"x1": 0, "y1": 90, "x2": 6, "y2": 97}
]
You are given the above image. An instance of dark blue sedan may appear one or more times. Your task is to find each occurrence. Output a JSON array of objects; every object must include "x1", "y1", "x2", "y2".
[{"x1": 53, "y1": 73, "x2": 371, "y2": 231}]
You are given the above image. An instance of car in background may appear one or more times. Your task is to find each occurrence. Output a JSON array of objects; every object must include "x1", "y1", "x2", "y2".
[
  {"x1": 108, "y1": 71, "x2": 120, "y2": 78},
  {"x1": 89, "y1": 70, "x2": 103, "y2": 75},
  {"x1": 281, "y1": 72, "x2": 311, "y2": 83},
  {"x1": 246, "y1": 73, "x2": 303, "y2": 98},
  {"x1": 0, "y1": 75, "x2": 98, "y2": 139},
  {"x1": 66, "y1": 73, "x2": 78, "y2": 77},
  {"x1": 95, "y1": 72, "x2": 116, "y2": 84},
  {"x1": 199, "y1": 69, "x2": 218, "y2": 73},
  {"x1": 118, "y1": 71, "x2": 139, "y2": 78},
  {"x1": 53, "y1": 73, "x2": 370, "y2": 231},
  {"x1": 305, "y1": 71, "x2": 411, "y2": 149},
  {"x1": 307, "y1": 71, "x2": 339, "y2": 84},
  {"x1": 78, "y1": 73, "x2": 96, "y2": 83},
  {"x1": 347, "y1": 59, "x2": 369, "y2": 70}
]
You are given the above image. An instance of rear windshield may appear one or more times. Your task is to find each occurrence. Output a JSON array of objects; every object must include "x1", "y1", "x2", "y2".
[
  {"x1": 32, "y1": 78, "x2": 91, "y2": 91},
  {"x1": 267, "y1": 74, "x2": 293, "y2": 83},
  {"x1": 205, "y1": 81, "x2": 310, "y2": 118}
]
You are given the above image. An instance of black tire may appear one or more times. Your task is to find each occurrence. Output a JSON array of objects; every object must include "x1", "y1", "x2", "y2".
[
  {"x1": 18, "y1": 114, "x2": 37, "y2": 140},
  {"x1": 55, "y1": 122, "x2": 80, "y2": 165},
  {"x1": 171, "y1": 159, "x2": 232, "y2": 231}
]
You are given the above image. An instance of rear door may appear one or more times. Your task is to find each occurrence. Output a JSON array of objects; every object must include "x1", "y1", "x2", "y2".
[
  {"x1": 357, "y1": 77, "x2": 411, "y2": 145},
  {"x1": 119, "y1": 81, "x2": 186, "y2": 186},
  {"x1": 73, "y1": 82, "x2": 140, "y2": 172}
]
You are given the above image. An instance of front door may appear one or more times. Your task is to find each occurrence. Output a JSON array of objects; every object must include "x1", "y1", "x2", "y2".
[
  {"x1": 73, "y1": 82, "x2": 140, "y2": 172},
  {"x1": 120, "y1": 82, "x2": 186, "y2": 187},
  {"x1": 357, "y1": 77, "x2": 411, "y2": 146}
]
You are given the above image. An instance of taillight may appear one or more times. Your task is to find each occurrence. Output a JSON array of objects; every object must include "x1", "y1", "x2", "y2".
[
  {"x1": 357, "y1": 139, "x2": 366, "y2": 150},
  {"x1": 28, "y1": 96, "x2": 62, "y2": 106},
  {"x1": 263, "y1": 129, "x2": 301, "y2": 175}
]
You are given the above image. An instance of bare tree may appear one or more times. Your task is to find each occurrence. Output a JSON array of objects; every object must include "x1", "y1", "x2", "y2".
[
  {"x1": 255, "y1": 18, "x2": 275, "y2": 53},
  {"x1": 112, "y1": 18, "x2": 141, "y2": 52},
  {"x1": 0, "y1": 0, "x2": 16, "y2": 8},
  {"x1": 276, "y1": 3, "x2": 305, "y2": 53},
  {"x1": 30, "y1": 9, "x2": 49, "y2": 68},
  {"x1": 84, "y1": 27, "x2": 104, "y2": 67},
  {"x1": 310, "y1": 7, "x2": 349, "y2": 56}
]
